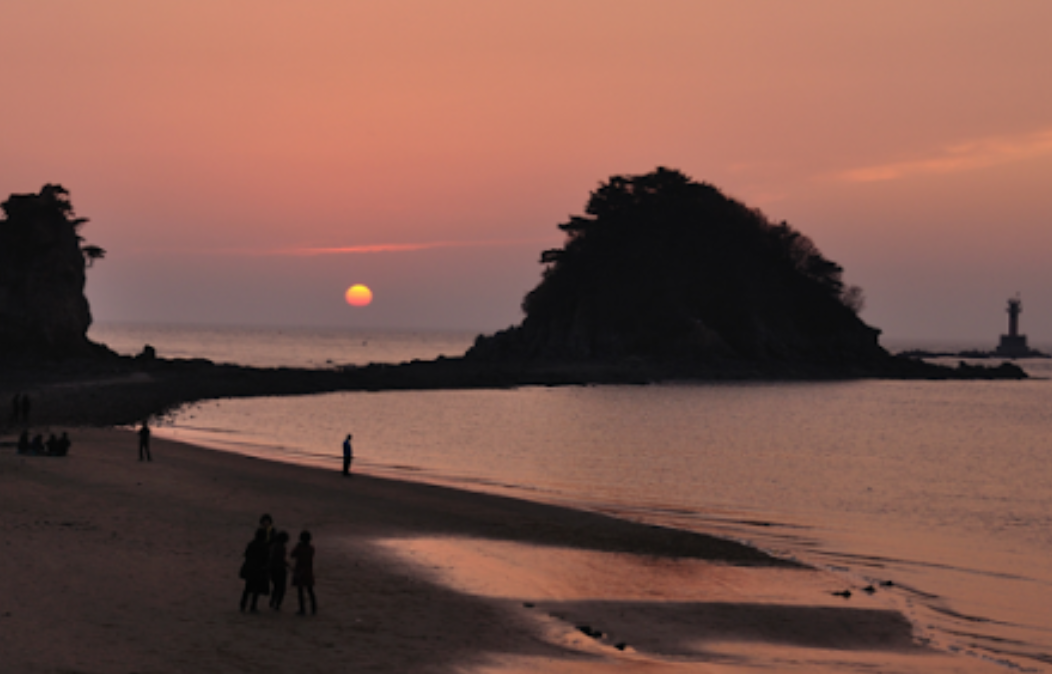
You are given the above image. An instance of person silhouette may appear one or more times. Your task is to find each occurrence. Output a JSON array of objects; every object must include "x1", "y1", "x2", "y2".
[
  {"x1": 268, "y1": 531, "x2": 290, "y2": 610},
  {"x1": 342, "y1": 433, "x2": 353, "y2": 476},
  {"x1": 20, "y1": 394, "x2": 30, "y2": 424},
  {"x1": 57, "y1": 432, "x2": 71, "y2": 457},
  {"x1": 239, "y1": 528, "x2": 270, "y2": 613},
  {"x1": 138, "y1": 421, "x2": 151, "y2": 461},
  {"x1": 17, "y1": 430, "x2": 29, "y2": 454},
  {"x1": 291, "y1": 530, "x2": 316, "y2": 615}
]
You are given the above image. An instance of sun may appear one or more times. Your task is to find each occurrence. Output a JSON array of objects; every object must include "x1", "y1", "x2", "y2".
[{"x1": 345, "y1": 284, "x2": 373, "y2": 307}]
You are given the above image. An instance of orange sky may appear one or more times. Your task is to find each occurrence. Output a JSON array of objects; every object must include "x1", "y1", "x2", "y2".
[{"x1": 2, "y1": 1, "x2": 1050, "y2": 341}]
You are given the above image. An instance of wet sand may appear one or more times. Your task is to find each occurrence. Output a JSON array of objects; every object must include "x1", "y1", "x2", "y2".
[{"x1": 0, "y1": 428, "x2": 1009, "y2": 673}]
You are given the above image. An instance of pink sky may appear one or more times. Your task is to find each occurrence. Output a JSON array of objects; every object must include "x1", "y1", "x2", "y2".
[{"x1": 2, "y1": 1, "x2": 1050, "y2": 342}]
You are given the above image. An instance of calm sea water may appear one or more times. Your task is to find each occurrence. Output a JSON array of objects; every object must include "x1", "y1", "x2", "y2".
[
  {"x1": 93, "y1": 323, "x2": 1052, "y2": 671},
  {"x1": 89, "y1": 322, "x2": 480, "y2": 369}
]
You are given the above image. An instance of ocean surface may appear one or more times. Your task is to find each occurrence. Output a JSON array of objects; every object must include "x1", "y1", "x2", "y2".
[
  {"x1": 91, "y1": 323, "x2": 1052, "y2": 671},
  {"x1": 89, "y1": 322, "x2": 480, "y2": 369}
]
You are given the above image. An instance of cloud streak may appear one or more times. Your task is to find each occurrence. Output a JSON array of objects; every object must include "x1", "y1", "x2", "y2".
[
  {"x1": 262, "y1": 237, "x2": 553, "y2": 257},
  {"x1": 837, "y1": 128, "x2": 1052, "y2": 183}
]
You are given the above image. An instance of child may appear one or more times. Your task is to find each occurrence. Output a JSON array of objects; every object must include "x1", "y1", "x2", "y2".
[{"x1": 290, "y1": 530, "x2": 316, "y2": 615}]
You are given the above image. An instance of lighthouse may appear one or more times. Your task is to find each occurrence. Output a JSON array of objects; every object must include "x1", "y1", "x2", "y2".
[{"x1": 995, "y1": 296, "x2": 1030, "y2": 357}]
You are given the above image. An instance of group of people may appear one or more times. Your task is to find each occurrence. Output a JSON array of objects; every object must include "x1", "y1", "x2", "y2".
[
  {"x1": 10, "y1": 392, "x2": 71, "y2": 457},
  {"x1": 17, "y1": 430, "x2": 71, "y2": 457},
  {"x1": 240, "y1": 514, "x2": 316, "y2": 616}
]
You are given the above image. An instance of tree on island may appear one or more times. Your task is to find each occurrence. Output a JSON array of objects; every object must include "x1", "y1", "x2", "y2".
[
  {"x1": 0, "y1": 184, "x2": 108, "y2": 358},
  {"x1": 468, "y1": 167, "x2": 888, "y2": 373}
]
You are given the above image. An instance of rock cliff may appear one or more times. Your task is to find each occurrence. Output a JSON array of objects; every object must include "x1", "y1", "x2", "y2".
[{"x1": 0, "y1": 184, "x2": 107, "y2": 359}]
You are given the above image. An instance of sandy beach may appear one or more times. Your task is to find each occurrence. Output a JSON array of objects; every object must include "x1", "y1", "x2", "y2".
[{"x1": 0, "y1": 428, "x2": 1011, "y2": 673}]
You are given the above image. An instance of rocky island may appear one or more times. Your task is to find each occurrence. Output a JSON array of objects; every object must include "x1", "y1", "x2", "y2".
[
  {"x1": 469, "y1": 168, "x2": 890, "y2": 379},
  {"x1": 0, "y1": 174, "x2": 1025, "y2": 429},
  {"x1": 463, "y1": 169, "x2": 1027, "y2": 385}
]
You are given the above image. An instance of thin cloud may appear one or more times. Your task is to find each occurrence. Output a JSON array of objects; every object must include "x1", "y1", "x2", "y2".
[
  {"x1": 141, "y1": 237, "x2": 556, "y2": 257},
  {"x1": 837, "y1": 128, "x2": 1052, "y2": 183},
  {"x1": 266, "y1": 237, "x2": 553, "y2": 257},
  {"x1": 286, "y1": 241, "x2": 454, "y2": 255}
]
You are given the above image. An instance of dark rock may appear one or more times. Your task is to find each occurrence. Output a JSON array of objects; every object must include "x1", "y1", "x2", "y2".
[
  {"x1": 577, "y1": 625, "x2": 604, "y2": 639},
  {"x1": 0, "y1": 185, "x2": 111, "y2": 360}
]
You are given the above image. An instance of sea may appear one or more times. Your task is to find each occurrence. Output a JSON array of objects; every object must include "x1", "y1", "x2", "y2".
[{"x1": 90, "y1": 323, "x2": 1052, "y2": 671}]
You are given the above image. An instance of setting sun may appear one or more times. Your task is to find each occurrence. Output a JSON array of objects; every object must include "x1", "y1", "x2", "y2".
[{"x1": 345, "y1": 284, "x2": 373, "y2": 307}]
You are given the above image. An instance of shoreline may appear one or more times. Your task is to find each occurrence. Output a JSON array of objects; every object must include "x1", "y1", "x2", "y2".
[
  {"x1": 0, "y1": 349, "x2": 1029, "y2": 430},
  {"x1": 0, "y1": 427, "x2": 1011, "y2": 672}
]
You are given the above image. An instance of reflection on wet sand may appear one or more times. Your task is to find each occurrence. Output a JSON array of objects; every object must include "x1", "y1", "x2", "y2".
[{"x1": 376, "y1": 537, "x2": 1008, "y2": 673}]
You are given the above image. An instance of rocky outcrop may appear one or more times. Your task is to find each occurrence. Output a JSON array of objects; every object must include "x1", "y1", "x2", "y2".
[
  {"x1": 0, "y1": 185, "x2": 108, "y2": 359},
  {"x1": 467, "y1": 169, "x2": 895, "y2": 377}
]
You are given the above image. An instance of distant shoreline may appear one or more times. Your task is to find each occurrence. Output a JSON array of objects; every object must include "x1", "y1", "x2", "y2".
[
  {"x1": 896, "y1": 348, "x2": 1050, "y2": 360},
  {"x1": 0, "y1": 347, "x2": 1030, "y2": 432}
]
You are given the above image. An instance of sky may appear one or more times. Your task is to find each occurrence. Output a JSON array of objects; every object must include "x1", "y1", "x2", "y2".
[{"x1": 2, "y1": 1, "x2": 1051, "y2": 343}]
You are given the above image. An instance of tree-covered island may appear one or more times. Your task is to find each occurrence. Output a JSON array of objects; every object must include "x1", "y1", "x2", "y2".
[
  {"x1": 464, "y1": 168, "x2": 1022, "y2": 381},
  {"x1": 468, "y1": 167, "x2": 883, "y2": 376}
]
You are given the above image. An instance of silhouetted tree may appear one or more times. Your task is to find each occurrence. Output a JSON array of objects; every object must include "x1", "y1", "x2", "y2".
[
  {"x1": 469, "y1": 167, "x2": 884, "y2": 368},
  {"x1": 81, "y1": 244, "x2": 106, "y2": 267}
]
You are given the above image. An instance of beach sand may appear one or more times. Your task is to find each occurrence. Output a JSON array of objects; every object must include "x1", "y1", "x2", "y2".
[{"x1": 0, "y1": 428, "x2": 1008, "y2": 673}]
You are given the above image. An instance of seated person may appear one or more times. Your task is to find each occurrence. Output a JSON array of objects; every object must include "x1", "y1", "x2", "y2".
[{"x1": 55, "y1": 432, "x2": 71, "y2": 457}]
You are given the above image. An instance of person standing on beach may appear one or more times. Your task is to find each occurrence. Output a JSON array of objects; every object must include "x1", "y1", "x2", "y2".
[
  {"x1": 254, "y1": 514, "x2": 274, "y2": 597},
  {"x1": 268, "y1": 531, "x2": 289, "y2": 610},
  {"x1": 342, "y1": 433, "x2": 353, "y2": 476},
  {"x1": 20, "y1": 394, "x2": 30, "y2": 424},
  {"x1": 239, "y1": 528, "x2": 270, "y2": 613},
  {"x1": 291, "y1": 530, "x2": 316, "y2": 615},
  {"x1": 138, "y1": 421, "x2": 151, "y2": 461}
]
